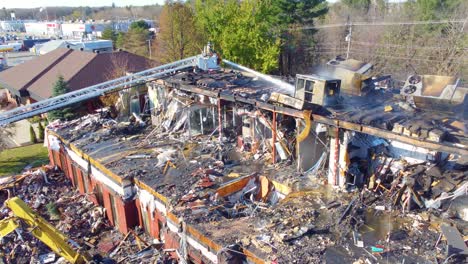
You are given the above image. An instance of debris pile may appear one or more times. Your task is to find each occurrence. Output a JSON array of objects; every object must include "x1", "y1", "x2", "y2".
[
  {"x1": 246, "y1": 191, "x2": 337, "y2": 263},
  {"x1": 176, "y1": 174, "x2": 281, "y2": 224},
  {"x1": 0, "y1": 166, "x2": 170, "y2": 263},
  {"x1": 44, "y1": 104, "x2": 467, "y2": 263}
]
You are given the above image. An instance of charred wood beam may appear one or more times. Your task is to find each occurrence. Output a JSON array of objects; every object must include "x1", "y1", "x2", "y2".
[{"x1": 173, "y1": 83, "x2": 468, "y2": 156}]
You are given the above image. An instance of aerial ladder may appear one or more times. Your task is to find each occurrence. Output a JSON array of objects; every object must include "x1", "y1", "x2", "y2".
[
  {"x1": 0, "y1": 197, "x2": 92, "y2": 263},
  {"x1": 0, "y1": 55, "x2": 199, "y2": 126},
  {"x1": 0, "y1": 42, "x2": 298, "y2": 126}
]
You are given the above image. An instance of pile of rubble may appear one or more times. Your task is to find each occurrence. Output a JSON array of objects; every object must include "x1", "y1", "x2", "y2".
[
  {"x1": 45, "y1": 108, "x2": 467, "y2": 263},
  {"x1": 245, "y1": 191, "x2": 339, "y2": 263},
  {"x1": 0, "y1": 166, "x2": 170, "y2": 263}
]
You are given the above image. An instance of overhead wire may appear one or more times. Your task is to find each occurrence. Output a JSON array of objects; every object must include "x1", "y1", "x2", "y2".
[
  {"x1": 303, "y1": 45, "x2": 468, "y2": 64},
  {"x1": 293, "y1": 19, "x2": 467, "y2": 30}
]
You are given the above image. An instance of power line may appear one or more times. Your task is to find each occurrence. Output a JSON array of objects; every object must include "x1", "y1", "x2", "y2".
[
  {"x1": 294, "y1": 19, "x2": 467, "y2": 30},
  {"x1": 350, "y1": 41, "x2": 468, "y2": 51},
  {"x1": 306, "y1": 44, "x2": 467, "y2": 61},
  {"x1": 346, "y1": 50, "x2": 468, "y2": 64},
  {"x1": 314, "y1": 43, "x2": 466, "y2": 51},
  {"x1": 305, "y1": 47, "x2": 468, "y2": 64}
]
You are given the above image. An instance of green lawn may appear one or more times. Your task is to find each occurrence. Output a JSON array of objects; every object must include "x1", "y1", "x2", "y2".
[{"x1": 0, "y1": 144, "x2": 49, "y2": 176}]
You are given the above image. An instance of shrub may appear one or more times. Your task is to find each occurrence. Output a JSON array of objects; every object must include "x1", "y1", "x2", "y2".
[
  {"x1": 37, "y1": 122, "x2": 45, "y2": 142},
  {"x1": 29, "y1": 125, "x2": 38, "y2": 144}
]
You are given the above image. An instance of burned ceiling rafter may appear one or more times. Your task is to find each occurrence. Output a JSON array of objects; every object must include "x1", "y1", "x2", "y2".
[{"x1": 158, "y1": 77, "x2": 468, "y2": 157}]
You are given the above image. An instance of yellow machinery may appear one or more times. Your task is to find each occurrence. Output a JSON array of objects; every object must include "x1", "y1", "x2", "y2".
[{"x1": 0, "y1": 197, "x2": 92, "y2": 263}]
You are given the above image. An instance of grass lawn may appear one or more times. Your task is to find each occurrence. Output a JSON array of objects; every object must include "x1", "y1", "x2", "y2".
[{"x1": 0, "y1": 144, "x2": 49, "y2": 176}]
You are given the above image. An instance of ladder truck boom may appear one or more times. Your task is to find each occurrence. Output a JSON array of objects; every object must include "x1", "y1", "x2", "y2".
[{"x1": 0, "y1": 55, "x2": 198, "y2": 126}]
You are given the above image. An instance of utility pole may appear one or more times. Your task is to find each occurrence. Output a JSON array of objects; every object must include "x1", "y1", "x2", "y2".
[
  {"x1": 346, "y1": 22, "x2": 352, "y2": 59},
  {"x1": 147, "y1": 39, "x2": 152, "y2": 59}
]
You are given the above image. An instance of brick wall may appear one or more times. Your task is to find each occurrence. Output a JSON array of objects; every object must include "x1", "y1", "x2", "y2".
[
  {"x1": 48, "y1": 148, "x2": 136, "y2": 234},
  {"x1": 48, "y1": 143, "x2": 212, "y2": 263}
]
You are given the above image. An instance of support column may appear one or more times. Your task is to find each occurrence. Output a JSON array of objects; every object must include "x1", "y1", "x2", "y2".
[
  {"x1": 328, "y1": 127, "x2": 340, "y2": 186},
  {"x1": 338, "y1": 131, "x2": 351, "y2": 188},
  {"x1": 217, "y1": 98, "x2": 222, "y2": 142},
  {"x1": 272, "y1": 111, "x2": 277, "y2": 164}
]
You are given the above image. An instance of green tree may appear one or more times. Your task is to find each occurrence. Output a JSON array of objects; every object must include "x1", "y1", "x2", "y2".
[
  {"x1": 342, "y1": 0, "x2": 371, "y2": 12},
  {"x1": 120, "y1": 27, "x2": 149, "y2": 57},
  {"x1": 195, "y1": 0, "x2": 281, "y2": 73},
  {"x1": 29, "y1": 125, "x2": 38, "y2": 144},
  {"x1": 48, "y1": 76, "x2": 75, "y2": 121},
  {"x1": 101, "y1": 27, "x2": 117, "y2": 48},
  {"x1": 116, "y1": 32, "x2": 125, "y2": 49},
  {"x1": 70, "y1": 9, "x2": 82, "y2": 20},
  {"x1": 272, "y1": 0, "x2": 328, "y2": 25},
  {"x1": 115, "y1": 20, "x2": 151, "y2": 56},
  {"x1": 130, "y1": 20, "x2": 150, "y2": 30},
  {"x1": 271, "y1": 0, "x2": 328, "y2": 75},
  {"x1": 37, "y1": 122, "x2": 45, "y2": 142},
  {"x1": 154, "y1": 2, "x2": 201, "y2": 63}
]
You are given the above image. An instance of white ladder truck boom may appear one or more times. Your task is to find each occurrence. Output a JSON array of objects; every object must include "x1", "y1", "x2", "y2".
[{"x1": 0, "y1": 55, "x2": 200, "y2": 126}]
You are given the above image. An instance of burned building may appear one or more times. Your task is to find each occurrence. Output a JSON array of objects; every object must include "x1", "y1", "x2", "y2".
[{"x1": 37, "y1": 49, "x2": 468, "y2": 263}]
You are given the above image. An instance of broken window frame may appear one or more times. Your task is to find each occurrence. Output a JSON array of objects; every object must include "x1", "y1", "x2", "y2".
[
  {"x1": 189, "y1": 105, "x2": 217, "y2": 135},
  {"x1": 304, "y1": 80, "x2": 315, "y2": 102}
]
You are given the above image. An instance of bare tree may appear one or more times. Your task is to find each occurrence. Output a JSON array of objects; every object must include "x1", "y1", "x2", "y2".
[
  {"x1": 0, "y1": 125, "x2": 15, "y2": 151},
  {"x1": 99, "y1": 54, "x2": 132, "y2": 108}
]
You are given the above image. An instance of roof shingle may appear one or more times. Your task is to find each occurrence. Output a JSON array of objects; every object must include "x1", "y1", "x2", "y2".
[{"x1": 0, "y1": 48, "x2": 155, "y2": 101}]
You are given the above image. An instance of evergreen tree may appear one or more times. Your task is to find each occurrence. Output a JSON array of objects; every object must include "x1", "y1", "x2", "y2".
[
  {"x1": 116, "y1": 21, "x2": 150, "y2": 57},
  {"x1": 37, "y1": 122, "x2": 45, "y2": 142},
  {"x1": 48, "y1": 76, "x2": 75, "y2": 121},
  {"x1": 129, "y1": 20, "x2": 150, "y2": 30},
  {"x1": 121, "y1": 27, "x2": 149, "y2": 57},
  {"x1": 101, "y1": 26, "x2": 117, "y2": 47},
  {"x1": 116, "y1": 32, "x2": 125, "y2": 49},
  {"x1": 29, "y1": 125, "x2": 38, "y2": 144},
  {"x1": 271, "y1": 0, "x2": 328, "y2": 75}
]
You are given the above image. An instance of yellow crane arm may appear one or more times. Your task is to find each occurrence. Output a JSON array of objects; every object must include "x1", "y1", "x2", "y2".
[{"x1": 1, "y1": 197, "x2": 91, "y2": 263}]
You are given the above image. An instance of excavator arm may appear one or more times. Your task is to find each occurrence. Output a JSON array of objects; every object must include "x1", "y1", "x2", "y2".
[
  {"x1": 0, "y1": 197, "x2": 92, "y2": 263},
  {"x1": 0, "y1": 217, "x2": 19, "y2": 237}
]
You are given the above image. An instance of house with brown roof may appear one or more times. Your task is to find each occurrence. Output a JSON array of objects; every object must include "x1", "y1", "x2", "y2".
[{"x1": 0, "y1": 48, "x2": 155, "y2": 105}]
